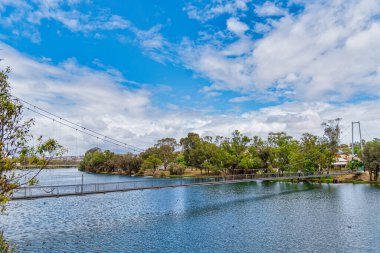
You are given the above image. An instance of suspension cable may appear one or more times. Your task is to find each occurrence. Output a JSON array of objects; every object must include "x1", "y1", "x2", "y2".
[
  {"x1": 24, "y1": 106, "x2": 143, "y2": 153},
  {"x1": 10, "y1": 94, "x2": 144, "y2": 152}
]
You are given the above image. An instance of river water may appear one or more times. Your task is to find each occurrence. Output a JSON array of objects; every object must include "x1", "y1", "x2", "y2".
[{"x1": 1, "y1": 168, "x2": 380, "y2": 252}]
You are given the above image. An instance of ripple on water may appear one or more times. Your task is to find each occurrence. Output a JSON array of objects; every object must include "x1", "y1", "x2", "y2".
[{"x1": 2, "y1": 170, "x2": 380, "y2": 252}]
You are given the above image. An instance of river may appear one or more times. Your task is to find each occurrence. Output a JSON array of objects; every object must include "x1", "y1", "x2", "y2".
[{"x1": 1, "y1": 168, "x2": 380, "y2": 252}]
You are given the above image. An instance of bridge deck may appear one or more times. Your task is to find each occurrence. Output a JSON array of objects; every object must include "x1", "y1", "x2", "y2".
[{"x1": 12, "y1": 172, "x2": 349, "y2": 200}]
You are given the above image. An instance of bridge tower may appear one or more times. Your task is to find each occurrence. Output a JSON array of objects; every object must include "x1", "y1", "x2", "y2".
[{"x1": 351, "y1": 121, "x2": 364, "y2": 171}]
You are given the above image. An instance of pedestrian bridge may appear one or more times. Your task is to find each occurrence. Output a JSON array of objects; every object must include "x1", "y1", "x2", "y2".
[{"x1": 12, "y1": 171, "x2": 349, "y2": 200}]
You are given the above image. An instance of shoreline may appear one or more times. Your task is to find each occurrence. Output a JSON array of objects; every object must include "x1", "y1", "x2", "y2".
[
  {"x1": 79, "y1": 169, "x2": 380, "y2": 185},
  {"x1": 279, "y1": 173, "x2": 380, "y2": 185}
]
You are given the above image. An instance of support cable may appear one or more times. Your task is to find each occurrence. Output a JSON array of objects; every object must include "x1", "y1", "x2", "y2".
[
  {"x1": 10, "y1": 94, "x2": 144, "y2": 153},
  {"x1": 24, "y1": 106, "x2": 142, "y2": 153}
]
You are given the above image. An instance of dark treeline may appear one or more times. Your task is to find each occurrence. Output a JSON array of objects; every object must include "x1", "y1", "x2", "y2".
[{"x1": 79, "y1": 118, "x2": 380, "y2": 180}]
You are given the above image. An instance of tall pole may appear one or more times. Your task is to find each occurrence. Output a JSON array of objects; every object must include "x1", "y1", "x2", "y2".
[
  {"x1": 351, "y1": 121, "x2": 365, "y2": 172},
  {"x1": 358, "y1": 121, "x2": 365, "y2": 171},
  {"x1": 351, "y1": 122, "x2": 355, "y2": 170}
]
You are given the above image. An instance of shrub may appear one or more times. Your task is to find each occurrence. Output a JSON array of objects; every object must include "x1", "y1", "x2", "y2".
[{"x1": 169, "y1": 163, "x2": 186, "y2": 175}]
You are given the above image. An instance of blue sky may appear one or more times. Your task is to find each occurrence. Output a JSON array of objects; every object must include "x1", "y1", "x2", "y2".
[{"x1": 0, "y1": 0, "x2": 380, "y2": 153}]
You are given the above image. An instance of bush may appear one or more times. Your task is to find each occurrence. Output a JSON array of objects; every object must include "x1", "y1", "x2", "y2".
[
  {"x1": 158, "y1": 171, "x2": 167, "y2": 178},
  {"x1": 169, "y1": 163, "x2": 186, "y2": 175},
  {"x1": 0, "y1": 232, "x2": 15, "y2": 253}
]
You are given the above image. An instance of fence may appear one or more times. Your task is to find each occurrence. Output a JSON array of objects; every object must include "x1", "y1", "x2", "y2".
[{"x1": 12, "y1": 171, "x2": 349, "y2": 200}]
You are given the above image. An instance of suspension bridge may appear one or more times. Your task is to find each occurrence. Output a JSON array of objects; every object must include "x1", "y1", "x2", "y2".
[
  {"x1": 7, "y1": 96, "x2": 363, "y2": 201},
  {"x1": 12, "y1": 171, "x2": 349, "y2": 200}
]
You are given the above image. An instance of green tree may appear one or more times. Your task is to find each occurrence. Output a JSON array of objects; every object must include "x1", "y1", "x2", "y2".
[
  {"x1": 141, "y1": 154, "x2": 162, "y2": 175},
  {"x1": 252, "y1": 136, "x2": 271, "y2": 171},
  {"x1": 180, "y1": 132, "x2": 202, "y2": 167},
  {"x1": 140, "y1": 146, "x2": 159, "y2": 160},
  {"x1": 221, "y1": 130, "x2": 251, "y2": 174},
  {"x1": 297, "y1": 133, "x2": 321, "y2": 172},
  {"x1": 1, "y1": 67, "x2": 65, "y2": 252},
  {"x1": 79, "y1": 148, "x2": 115, "y2": 173},
  {"x1": 115, "y1": 153, "x2": 142, "y2": 176},
  {"x1": 322, "y1": 118, "x2": 342, "y2": 172},
  {"x1": 268, "y1": 132, "x2": 298, "y2": 175},
  {"x1": 156, "y1": 144, "x2": 176, "y2": 171},
  {"x1": 142, "y1": 138, "x2": 178, "y2": 170},
  {"x1": 363, "y1": 140, "x2": 380, "y2": 181},
  {"x1": 155, "y1": 137, "x2": 177, "y2": 150}
]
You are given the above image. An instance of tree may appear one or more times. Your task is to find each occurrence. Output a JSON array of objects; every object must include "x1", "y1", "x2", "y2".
[
  {"x1": 1, "y1": 67, "x2": 65, "y2": 252},
  {"x1": 252, "y1": 136, "x2": 271, "y2": 171},
  {"x1": 142, "y1": 138, "x2": 178, "y2": 171},
  {"x1": 79, "y1": 148, "x2": 115, "y2": 173},
  {"x1": 115, "y1": 153, "x2": 142, "y2": 176},
  {"x1": 140, "y1": 146, "x2": 159, "y2": 160},
  {"x1": 180, "y1": 132, "x2": 204, "y2": 170},
  {"x1": 298, "y1": 133, "x2": 321, "y2": 172},
  {"x1": 322, "y1": 118, "x2": 342, "y2": 172},
  {"x1": 363, "y1": 140, "x2": 380, "y2": 181},
  {"x1": 141, "y1": 154, "x2": 162, "y2": 175},
  {"x1": 268, "y1": 132, "x2": 297, "y2": 175},
  {"x1": 155, "y1": 137, "x2": 177, "y2": 150},
  {"x1": 158, "y1": 145, "x2": 176, "y2": 170},
  {"x1": 220, "y1": 130, "x2": 251, "y2": 174}
]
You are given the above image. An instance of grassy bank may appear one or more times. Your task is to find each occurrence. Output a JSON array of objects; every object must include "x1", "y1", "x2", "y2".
[{"x1": 278, "y1": 172, "x2": 380, "y2": 185}]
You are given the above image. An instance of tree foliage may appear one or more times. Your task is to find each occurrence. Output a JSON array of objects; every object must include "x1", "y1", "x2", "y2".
[
  {"x1": 141, "y1": 154, "x2": 162, "y2": 175},
  {"x1": 322, "y1": 118, "x2": 342, "y2": 171},
  {"x1": 0, "y1": 67, "x2": 65, "y2": 252},
  {"x1": 79, "y1": 148, "x2": 115, "y2": 173},
  {"x1": 364, "y1": 140, "x2": 380, "y2": 181}
]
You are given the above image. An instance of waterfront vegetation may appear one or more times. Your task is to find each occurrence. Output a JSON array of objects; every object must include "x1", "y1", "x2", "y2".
[{"x1": 79, "y1": 120, "x2": 380, "y2": 183}]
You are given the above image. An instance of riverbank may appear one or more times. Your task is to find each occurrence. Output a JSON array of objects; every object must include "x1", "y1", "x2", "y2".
[
  {"x1": 283, "y1": 172, "x2": 380, "y2": 185},
  {"x1": 84, "y1": 168, "x2": 221, "y2": 178},
  {"x1": 79, "y1": 167, "x2": 380, "y2": 185}
]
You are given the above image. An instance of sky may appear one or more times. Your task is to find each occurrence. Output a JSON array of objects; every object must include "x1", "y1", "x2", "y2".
[{"x1": 0, "y1": 0, "x2": 379, "y2": 154}]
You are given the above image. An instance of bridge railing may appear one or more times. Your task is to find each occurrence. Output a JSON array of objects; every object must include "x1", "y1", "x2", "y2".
[{"x1": 12, "y1": 170, "x2": 349, "y2": 200}]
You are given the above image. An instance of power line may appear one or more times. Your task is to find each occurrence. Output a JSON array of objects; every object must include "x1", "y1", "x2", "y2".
[{"x1": 13, "y1": 95, "x2": 144, "y2": 153}]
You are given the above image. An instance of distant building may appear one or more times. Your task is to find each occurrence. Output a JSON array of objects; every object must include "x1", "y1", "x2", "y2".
[{"x1": 333, "y1": 154, "x2": 361, "y2": 168}]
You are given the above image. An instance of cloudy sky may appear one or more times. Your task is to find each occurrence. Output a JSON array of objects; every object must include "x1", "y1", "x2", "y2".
[{"x1": 0, "y1": 0, "x2": 379, "y2": 154}]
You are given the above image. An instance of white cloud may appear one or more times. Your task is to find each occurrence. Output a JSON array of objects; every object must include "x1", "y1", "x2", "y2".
[
  {"x1": 180, "y1": 43, "x2": 254, "y2": 92},
  {"x1": 179, "y1": 0, "x2": 380, "y2": 103},
  {"x1": 0, "y1": 0, "x2": 171, "y2": 65},
  {"x1": 254, "y1": 22, "x2": 272, "y2": 33},
  {"x1": 1, "y1": 0, "x2": 380, "y2": 155},
  {"x1": 227, "y1": 17, "x2": 249, "y2": 35},
  {"x1": 0, "y1": 1, "x2": 131, "y2": 41},
  {"x1": 252, "y1": 0, "x2": 380, "y2": 100},
  {"x1": 1, "y1": 41, "x2": 379, "y2": 155},
  {"x1": 184, "y1": 0, "x2": 250, "y2": 22},
  {"x1": 254, "y1": 1, "x2": 287, "y2": 17}
]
